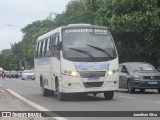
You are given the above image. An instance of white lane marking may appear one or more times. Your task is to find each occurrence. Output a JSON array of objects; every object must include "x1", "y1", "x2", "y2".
[
  {"x1": 157, "y1": 101, "x2": 160, "y2": 104},
  {"x1": 0, "y1": 90, "x2": 4, "y2": 92},
  {"x1": 0, "y1": 84, "x2": 1, "y2": 86},
  {"x1": 118, "y1": 95, "x2": 135, "y2": 99},
  {"x1": 7, "y1": 89, "x2": 67, "y2": 120}
]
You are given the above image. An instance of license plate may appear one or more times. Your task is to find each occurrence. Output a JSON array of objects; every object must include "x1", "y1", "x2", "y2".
[
  {"x1": 148, "y1": 81, "x2": 158, "y2": 84},
  {"x1": 88, "y1": 77, "x2": 99, "y2": 80}
]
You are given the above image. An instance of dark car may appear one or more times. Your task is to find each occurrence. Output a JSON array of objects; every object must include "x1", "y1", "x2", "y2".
[
  {"x1": 9, "y1": 70, "x2": 18, "y2": 78},
  {"x1": 119, "y1": 62, "x2": 160, "y2": 93}
]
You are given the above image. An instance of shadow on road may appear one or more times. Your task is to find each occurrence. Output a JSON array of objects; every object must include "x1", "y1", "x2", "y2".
[
  {"x1": 48, "y1": 93, "x2": 117, "y2": 102},
  {"x1": 117, "y1": 90, "x2": 159, "y2": 94}
]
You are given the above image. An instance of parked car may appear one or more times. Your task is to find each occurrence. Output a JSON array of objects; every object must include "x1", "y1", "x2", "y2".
[
  {"x1": 21, "y1": 70, "x2": 35, "y2": 80},
  {"x1": 119, "y1": 62, "x2": 160, "y2": 93},
  {"x1": 18, "y1": 71, "x2": 22, "y2": 77},
  {"x1": 9, "y1": 70, "x2": 18, "y2": 78},
  {"x1": 5, "y1": 71, "x2": 9, "y2": 77}
]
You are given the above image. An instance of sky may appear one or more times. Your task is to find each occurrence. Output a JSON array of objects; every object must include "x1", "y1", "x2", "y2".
[{"x1": 0, "y1": 0, "x2": 70, "y2": 52}]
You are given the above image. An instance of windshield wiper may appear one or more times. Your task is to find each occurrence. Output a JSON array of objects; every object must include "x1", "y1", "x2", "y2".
[
  {"x1": 87, "y1": 44, "x2": 113, "y2": 59},
  {"x1": 67, "y1": 47, "x2": 94, "y2": 60}
]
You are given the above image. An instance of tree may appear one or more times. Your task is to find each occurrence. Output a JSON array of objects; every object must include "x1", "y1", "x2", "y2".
[
  {"x1": 85, "y1": 0, "x2": 160, "y2": 66},
  {"x1": 11, "y1": 20, "x2": 54, "y2": 68},
  {"x1": 0, "y1": 49, "x2": 18, "y2": 70},
  {"x1": 53, "y1": 0, "x2": 93, "y2": 27}
]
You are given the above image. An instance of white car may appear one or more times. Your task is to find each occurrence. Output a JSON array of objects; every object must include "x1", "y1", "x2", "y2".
[{"x1": 21, "y1": 70, "x2": 35, "y2": 80}]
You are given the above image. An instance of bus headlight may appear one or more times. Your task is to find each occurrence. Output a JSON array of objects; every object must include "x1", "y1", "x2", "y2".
[
  {"x1": 63, "y1": 70, "x2": 79, "y2": 77},
  {"x1": 70, "y1": 71, "x2": 78, "y2": 76},
  {"x1": 108, "y1": 71, "x2": 113, "y2": 75},
  {"x1": 108, "y1": 69, "x2": 117, "y2": 75}
]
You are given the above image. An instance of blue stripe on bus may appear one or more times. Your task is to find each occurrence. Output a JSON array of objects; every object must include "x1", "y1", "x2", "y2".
[
  {"x1": 36, "y1": 58, "x2": 50, "y2": 65},
  {"x1": 74, "y1": 62, "x2": 109, "y2": 71}
]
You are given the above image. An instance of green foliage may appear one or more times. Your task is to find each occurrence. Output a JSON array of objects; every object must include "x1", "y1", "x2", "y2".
[
  {"x1": 11, "y1": 20, "x2": 54, "y2": 68},
  {"x1": 86, "y1": 0, "x2": 160, "y2": 64},
  {"x1": 53, "y1": 0, "x2": 93, "y2": 27},
  {"x1": 0, "y1": 49, "x2": 18, "y2": 70}
]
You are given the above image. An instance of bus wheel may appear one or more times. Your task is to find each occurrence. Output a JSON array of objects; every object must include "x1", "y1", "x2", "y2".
[
  {"x1": 41, "y1": 82, "x2": 48, "y2": 96},
  {"x1": 56, "y1": 81, "x2": 65, "y2": 101},
  {"x1": 47, "y1": 90, "x2": 54, "y2": 96},
  {"x1": 104, "y1": 91, "x2": 114, "y2": 100},
  {"x1": 158, "y1": 89, "x2": 160, "y2": 94},
  {"x1": 140, "y1": 89, "x2": 145, "y2": 93}
]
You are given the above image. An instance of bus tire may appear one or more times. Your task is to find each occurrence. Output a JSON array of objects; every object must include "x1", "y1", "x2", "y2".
[
  {"x1": 47, "y1": 90, "x2": 54, "y2": 96},
  {"x1": 41, "y1": 82, "x2": 48, "y2": 96},
  {"x1": 140, "y1": 89, "x2": 145, "y2": 93},
  {"x1": 58, "y1": 92, "x2": 65, "y2": 101},
  {"x1": 56, "y1": 81, "x2": 65, "y2": 101},
  {"x1": 104, "y1": 91, "x2": 114, "y2": 100},
  {"x1": 158, "y1": 89, "x2": 160, "y2": 94}
]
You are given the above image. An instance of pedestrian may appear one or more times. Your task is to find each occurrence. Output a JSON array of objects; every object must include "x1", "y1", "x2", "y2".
[{"x1": 2, "y1": 70, "x2": 5, "y2": 79}]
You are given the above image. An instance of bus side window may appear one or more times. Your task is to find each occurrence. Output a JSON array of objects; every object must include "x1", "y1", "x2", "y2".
[
  {"x1": 54, "y1": 35, "x2": 60, "y2": 59},
  {"x1": 35, "y1": 42, "x2": 39, "y2": 58},
  {"x1": 40, "y1": 41, "x2": 44, "y2": 57},
  {"x1": 50, "y1": 36, "x2": 56, "y2": 57},
  {"x1": 55, "y1": 35, "x2": 60, "y2": 51},
  {"x1": 42, "y1": 40, "x2": 45, "y2": 57},
  {"x1": 37, "y1": 41, "x2": 41, "y2": 58},
  {"x1": 45, "y1": 38, "x2": 51, "y2": 57},
  {"x1": 43, "y1": 39, "x2": 48, "y2": 57}
]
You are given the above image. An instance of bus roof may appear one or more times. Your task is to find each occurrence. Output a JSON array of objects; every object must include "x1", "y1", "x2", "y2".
[
  {"x1": 37, "y1": 24, "x2": 108, "y2": 41},
  {"x1": 37, "y1": 27, "x2": 62, "y2": 41},
  {"x1": 62, "y1": 24, "x2": 107, "y2": 30}
]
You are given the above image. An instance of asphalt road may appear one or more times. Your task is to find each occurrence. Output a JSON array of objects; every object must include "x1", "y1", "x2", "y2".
[{"x1": 0, "y1": 77, "x2": 160, "y2": 120}]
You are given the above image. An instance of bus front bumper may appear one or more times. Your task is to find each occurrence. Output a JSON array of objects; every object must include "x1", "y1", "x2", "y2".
[{"x1": 62, "y1": 82, "x2": 118, "y2": 93}]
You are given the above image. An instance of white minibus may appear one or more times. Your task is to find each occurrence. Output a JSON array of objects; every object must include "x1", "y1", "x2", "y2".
[{"x1": 34, "y1": 24, "x2": 119, "y2": 101}]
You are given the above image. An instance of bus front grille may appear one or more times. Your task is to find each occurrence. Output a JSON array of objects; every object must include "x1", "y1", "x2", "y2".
[
  {"x1": 83, "y1": 82, "x2": 103, "y2": 88},
  {"x1": 79, "y1": 71, "x2": 106, "y2": 78}
]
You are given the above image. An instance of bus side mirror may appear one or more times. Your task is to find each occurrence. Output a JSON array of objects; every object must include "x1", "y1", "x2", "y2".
[
  {"x1": 115, "y1": 42, "x2": 122, "y2": 56},
  {"x1": 57, "y1": 41, "x2": 62, "y2": 51},
  {"x1": 121, "y1": 69, "x2": 128, "y2": 73}
]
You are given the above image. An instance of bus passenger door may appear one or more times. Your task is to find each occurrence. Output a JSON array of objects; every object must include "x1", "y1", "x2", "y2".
[{"x1": 50, "y1": 34, "x2": 61, "y2": 91}]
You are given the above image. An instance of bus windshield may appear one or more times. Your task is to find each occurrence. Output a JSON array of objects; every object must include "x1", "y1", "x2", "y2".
[{"x1": 62, "y1": 28, "x2": 117, "y2": 62}]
